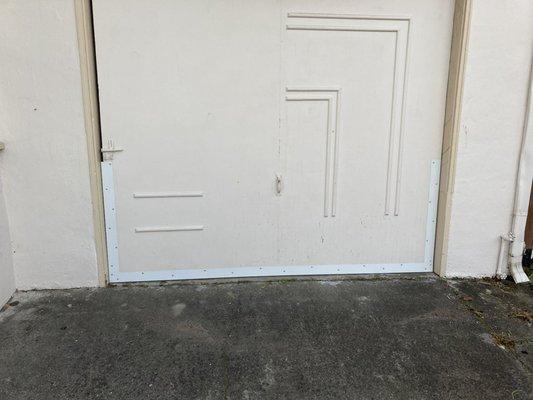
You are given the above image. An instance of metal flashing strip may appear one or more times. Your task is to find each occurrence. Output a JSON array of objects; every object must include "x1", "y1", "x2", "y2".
[
  {"x1": 424, "y1": 160, "x2": 441, "y2": 267},
  {"x1": 104, "y1": 160, "x2": 440, "y2": 283},
  {"x1": 101, "y1": 161, "x2": 120, "y2": 282},
  {"x1": 114, "y1": 263, "x2": 430, "y2": 283}
]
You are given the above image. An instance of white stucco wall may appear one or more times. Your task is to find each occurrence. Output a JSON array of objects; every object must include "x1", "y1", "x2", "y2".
[
  {"x1": 0, "y1": 0, "x2": 99, "y2": 289},
  {"x1": 445, "y1": 0, "x2": 533, "y2": 277},
  {"x1": 0, "y1": 174, "x2": 15, "y2": 306}
]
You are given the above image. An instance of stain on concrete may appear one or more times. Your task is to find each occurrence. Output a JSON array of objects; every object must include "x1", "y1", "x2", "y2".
[{"x1": 171, "y1": 303, "x2": 186, "y2": 317}]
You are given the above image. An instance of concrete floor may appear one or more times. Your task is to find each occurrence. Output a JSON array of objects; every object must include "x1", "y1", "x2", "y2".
[{"x1": 0, "y1": 276, "x2": 532, "y2": 400}]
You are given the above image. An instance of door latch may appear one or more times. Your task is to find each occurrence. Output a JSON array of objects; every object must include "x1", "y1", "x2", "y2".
[
  {"x1": 275, "y1": 173, "x2": 283, "y2": 195},
  {"x1": 101, "y1": 139, "x2": 124, "y2": 161}
]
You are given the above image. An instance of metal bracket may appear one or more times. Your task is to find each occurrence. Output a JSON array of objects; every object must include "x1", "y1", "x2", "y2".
[{"x1": 101, "y1": 139, "x2": 123, "y2": 161}]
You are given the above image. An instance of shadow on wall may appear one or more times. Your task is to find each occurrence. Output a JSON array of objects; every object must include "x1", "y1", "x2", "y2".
[
  {"x1": 523, "y1": 181, "x2": 533, "y2": 268},
  {"x1": 0, "y1": 152, "x2": 15, "y2": 306}
]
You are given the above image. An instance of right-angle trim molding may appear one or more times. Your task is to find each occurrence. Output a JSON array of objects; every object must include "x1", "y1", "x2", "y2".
[
  {"x1": 286, "y1": 12, "x2": 411, "y2": 216},
  {"x1": 285, "y1": 86, "x2": 341, "y2": 217}
]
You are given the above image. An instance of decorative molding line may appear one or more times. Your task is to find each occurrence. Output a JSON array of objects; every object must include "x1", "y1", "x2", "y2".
[
  {"x1": 133, "y1": 191, "x2": 204, "y2": 199},
  {"x1": 285, "y1": 87, "x2": 341, "y2": 217},
  {"x1": 287, "y1": 12, "x2": 412, "y2": 21},
  {"x1": 135, "y1": 225, "x2": 205, "y2": 233},
  {"x1": 286, "y1": 13, "x2": 411, "y2": 216}
]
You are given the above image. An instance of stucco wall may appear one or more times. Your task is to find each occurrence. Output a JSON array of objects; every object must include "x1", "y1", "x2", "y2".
[
  {"x1": 0, "y1": 175, "x2": 15, "y2": 305},
  {"x1": 445, "y1": 0, "x2": 533, "y2": 277},
  {"x1": 0, "y1": 0, "x2": 99, "y2": 289}
]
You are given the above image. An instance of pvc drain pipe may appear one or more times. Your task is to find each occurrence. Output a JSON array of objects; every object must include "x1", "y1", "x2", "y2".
[{"x1": 502, "y1": 58, "x2": 533, "y2": 283}]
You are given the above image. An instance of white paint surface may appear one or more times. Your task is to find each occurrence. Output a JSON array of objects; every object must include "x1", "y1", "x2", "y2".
[
  {"x1": 0, "y1": 176, "x2": 15, "y2": 306},
  {"x1": 445, "y1": 0, "x2": 533, "y2": 277},
  {"x1": 93, "y1": 0, "x2": 452, "y2": 280},
  {"x1": 0, "y1": 0, "x2": 98, "y2": 289}
]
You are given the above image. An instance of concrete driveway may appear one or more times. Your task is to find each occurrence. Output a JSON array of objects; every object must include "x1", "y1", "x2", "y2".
[{"x1": 0, "y1": 276, "x2": 531, "y2": 399}]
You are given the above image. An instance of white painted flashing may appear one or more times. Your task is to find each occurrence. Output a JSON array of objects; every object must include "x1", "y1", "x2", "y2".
[{"x1": 114, "y1": 263, "x2": 432, "y2": 283}]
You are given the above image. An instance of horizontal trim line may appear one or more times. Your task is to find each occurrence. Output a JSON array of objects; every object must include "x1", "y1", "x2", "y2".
[
  {"x1": 133, "y1": 191, "x2": 204, "y2": 198},
  {"x1": 285, "y1": 95, "x2": 333, "y2": 101},
  {"x1": 286, "y1": 86, "x2": 340, "y2": 92},
  {"x1": 286, "y1": 24, "x2": 399, "y2": 33},
  {"x1": 135, "y1": 225, "x2": 204, "y2": 233},
  {"x1": 287, "y1": 12, "x2": 411, "y2": 21}
]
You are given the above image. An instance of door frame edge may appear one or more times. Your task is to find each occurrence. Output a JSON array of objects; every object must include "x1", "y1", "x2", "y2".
[
  {"x1": 434, "y1": 0, "x2": 473, "y2": 277},
  {"x1": 74, "y1": 0, "x2": 108, "y2": 286}
]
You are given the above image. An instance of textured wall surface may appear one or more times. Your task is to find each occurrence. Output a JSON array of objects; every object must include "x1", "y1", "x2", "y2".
[
  {"x1": 0, "y1": 0, "x2": 98, "y2": 289},
  {"x1": 445, "y1": 0, "x2": 533, "y2": 277}
]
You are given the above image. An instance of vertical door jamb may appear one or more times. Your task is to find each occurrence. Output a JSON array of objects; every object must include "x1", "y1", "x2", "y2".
[
  {"x1": 74, "y1": 0, "x2": 108, "y2": 286},
  {"x1": 434, "y1": 0, "x2": 473, "y2": 276}
]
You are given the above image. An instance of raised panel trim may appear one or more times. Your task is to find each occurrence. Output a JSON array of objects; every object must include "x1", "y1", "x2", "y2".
[
  {"x1": 135, "y1": 225, "x2": 205, "y2": 233},
  {"x1": 287, "y1": 12, "x2": 411, "y2": 21},
  {"x1": 133, "y1": 191, "x2": 204, "y2": 198},
  {"x1": 286, "y1": 13, "x2": 411, "y2": 216},
  {"x1": 286, "y1": 87, "x2": 341, "y2": 217}
]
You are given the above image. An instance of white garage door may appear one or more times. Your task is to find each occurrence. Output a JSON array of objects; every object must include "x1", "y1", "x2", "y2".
[{"x1": 93, "y1": 0, "x2": 453, "y2": 283}]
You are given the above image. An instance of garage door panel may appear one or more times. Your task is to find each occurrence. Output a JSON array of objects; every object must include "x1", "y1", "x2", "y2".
[{"x1": 94, "y1": 0, "x2": 452, "y2": 281}]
